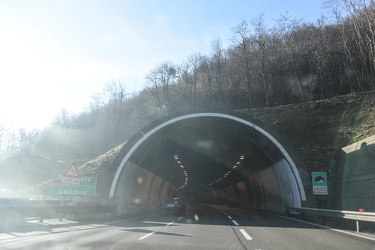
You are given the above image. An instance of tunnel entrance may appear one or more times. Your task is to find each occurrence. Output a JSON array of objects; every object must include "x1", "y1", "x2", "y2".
[{"x1": 110, "y1": 112, "x2": 314, "y2": 215}]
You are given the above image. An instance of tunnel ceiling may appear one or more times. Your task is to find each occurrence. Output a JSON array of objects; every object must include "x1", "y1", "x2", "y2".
[{"x1": 128, "y1": 116, "x2": 283, "y2": 194}]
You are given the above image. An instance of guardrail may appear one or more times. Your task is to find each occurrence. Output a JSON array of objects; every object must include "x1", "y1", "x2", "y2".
[
  {"x1": 0, "y1": 205, "x2": 116, "y2": 223},
  {"x1": 286, "y1": 206, "x2": 375, "y2": 232}
]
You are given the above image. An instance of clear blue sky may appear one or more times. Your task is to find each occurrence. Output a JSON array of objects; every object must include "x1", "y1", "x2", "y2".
[{"x1": 0, "y1": 0, "x2": 327, "y2": 130}]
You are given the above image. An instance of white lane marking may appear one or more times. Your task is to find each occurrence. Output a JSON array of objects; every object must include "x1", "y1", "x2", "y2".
[
  {"x1": 0, "y1": 212, "x2": 157, "y2": 247},
  {"x1": 178, "y1": 217, "x2": 183, "y2": 220},
  {"x1": 138, "y1": 232, "x2": 155, "y2": 240},
  {"x1": 138, "y1": 221, "x2": 174, "y2": 240},
  {"x1": 227, "y1": 216, "x2": 232, "y2": 220},
  {"x1": 239, "y1": 229, "x2": 253, "y2": 240},
  {"x1": 232, "y1": 220, "x2": 239, "y2": 226}
]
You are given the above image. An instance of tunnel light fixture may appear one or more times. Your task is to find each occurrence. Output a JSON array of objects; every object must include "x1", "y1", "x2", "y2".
[
  {"x1": 208, "y1": 169, "x2": 233, "y2": 185},
  {"x1": 208, "y1": 155, "x2": 243, "y2": 185},
  {"x1": 176, "y1": 165, "x2": 189, "y2": 191},
  {"x1": 174, "y1": 154, "x2": 189, "y2": 191}
]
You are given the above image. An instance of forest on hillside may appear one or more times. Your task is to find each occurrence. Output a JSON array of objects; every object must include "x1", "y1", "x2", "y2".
[{"x1": 1, "y1": 0, "x2": 375, "y2": 161}]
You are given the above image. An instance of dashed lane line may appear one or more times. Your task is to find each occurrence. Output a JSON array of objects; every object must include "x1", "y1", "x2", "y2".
[
  {"x1": 218, "y1": 208, "x2": 256, "y2": 242},
  {"x1": 138, "y1": 221, "x2": 175, "y2": 241},
  {"x1": 239, "y1": 229, "x2": 253, "y2": 240}
]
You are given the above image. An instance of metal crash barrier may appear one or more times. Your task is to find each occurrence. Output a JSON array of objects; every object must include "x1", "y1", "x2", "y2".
[{"x1": 286, "y1": 206, "x2": 375, "y2": 232}]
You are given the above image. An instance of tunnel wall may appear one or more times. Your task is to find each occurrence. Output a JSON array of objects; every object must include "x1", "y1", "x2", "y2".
[
  {"x1": 198, "y1": 159, "x2": 302, "y2": 212},
  {"x1": 115, "y1": 162, "x2": 174, "y2": 216}
]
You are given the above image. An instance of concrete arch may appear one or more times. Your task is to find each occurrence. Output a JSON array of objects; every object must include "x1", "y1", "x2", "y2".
[{"x1": 110, "y1": 112, "x2": 314, "y2": 214}]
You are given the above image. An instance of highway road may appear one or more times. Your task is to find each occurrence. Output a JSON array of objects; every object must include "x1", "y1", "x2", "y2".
[{"x1": 0, "y1": 204, "x2": 374, "y2": 249}]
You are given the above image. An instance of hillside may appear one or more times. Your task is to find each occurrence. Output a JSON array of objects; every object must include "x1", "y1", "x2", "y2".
[
  {"x1": 240, "y1": 91, "x2": 375, "y2": 194},
  {"x1": 241, "y1": 91, "x2": 375, "y2": 166},
  {"x1": 32, "y1": 92, "x2": 375, "y2": 196}
]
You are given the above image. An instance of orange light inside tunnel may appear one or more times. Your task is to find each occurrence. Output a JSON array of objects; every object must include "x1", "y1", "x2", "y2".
[{"x1": 175, "y1": 155, "x2": 189, "y2": 191}]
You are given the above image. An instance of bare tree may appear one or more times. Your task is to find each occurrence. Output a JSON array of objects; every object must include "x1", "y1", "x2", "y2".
[
  {"x1": 103, "y1": 80, "x2": 128, "y2": 146},
  {"x1": 158, "y1": 62, "x2": 176, "y2": 112},
  {"x1": 146, "y1": 69, "x2": 162, "y2": 108},
  {"x1": 275, "y1": 13, "x2": 305, "y2": 101},
  {"x1": 232, "y1": 18, "x2": 254, "y2": 108},
  {"x1": 211, "y1": 39, "x2": 225, "y2": 109},
  {"x1": 179, "y1": 53, "x2": 203, "y2": 109}
]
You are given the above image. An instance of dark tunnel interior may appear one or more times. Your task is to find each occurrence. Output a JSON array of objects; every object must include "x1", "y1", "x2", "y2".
[{"x1": 111, "y1": 113, "x2": 313, "y2": 215}]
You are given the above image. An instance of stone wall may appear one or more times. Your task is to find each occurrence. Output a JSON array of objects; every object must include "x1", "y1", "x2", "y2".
[{"x1": 337, "y1": 135, "x2": 375, "y2": 211}]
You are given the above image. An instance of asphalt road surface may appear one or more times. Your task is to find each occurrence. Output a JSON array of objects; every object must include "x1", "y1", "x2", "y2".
[{"x1": 0, "y1": 204, "x2": 374, "y2": 250}]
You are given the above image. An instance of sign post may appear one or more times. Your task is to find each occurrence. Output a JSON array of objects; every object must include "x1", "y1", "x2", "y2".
[{"x1": 312, "y1": 172, "x2": 328, "y2": 195}]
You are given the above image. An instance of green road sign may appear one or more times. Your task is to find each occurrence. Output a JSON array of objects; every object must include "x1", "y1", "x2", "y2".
[
  {"x1": 51, "y1": 168, "x2": 97, "y2": 196},
  {"x1": 50, "y1": 184, "x2": 96, "y2": 196},
  {"x1": 52, "y1": 170, "x2": 97, "y2": 186},
  {"x1": 312, "y1": 172, "x2": 328, "y2": 195}
]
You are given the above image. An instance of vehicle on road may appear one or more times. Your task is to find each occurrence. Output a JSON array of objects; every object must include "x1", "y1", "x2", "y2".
[{"x1": 162, "y1": 197, "x2": 185, "y2": 214}]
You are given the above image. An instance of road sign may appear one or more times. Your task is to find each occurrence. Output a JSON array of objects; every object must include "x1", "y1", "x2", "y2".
[
  {"x1": 50, "y1": 185, "x2": 96, "y2": 196},
  {"x1": 53, "y1": 171, "x2": 97, "y2": 186},
  {"x1": 61, "y1": 163, "x2": 81, "y2": 184},
  {"x1": 63, "y1": 162, "x2": 80, "y2": 178},
  {"x1": 312, "y1": 172, "x2": 328, "y2": 195},
  {"x1": 51, "y1": 162, "x2": 97, "y2": 196}
]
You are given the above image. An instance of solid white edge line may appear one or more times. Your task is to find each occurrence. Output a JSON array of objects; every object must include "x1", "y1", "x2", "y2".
[
  {"x1": 266, "y1": 212, "x2": 375, "y2": 242},
  {"x1": 232, "y1": 220, "x2": 239, "y2": 226},
  {"x1": 138, "y1": 221, "x2": 174, "y2": 241},
  {"x1": 239, "y1": 229, "x2": 253, "y2": 240}
]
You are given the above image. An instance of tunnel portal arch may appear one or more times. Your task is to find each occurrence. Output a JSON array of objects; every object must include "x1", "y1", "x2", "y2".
[{"x1": 110, "y1": 112, "x2": 314, "y2": 213}]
